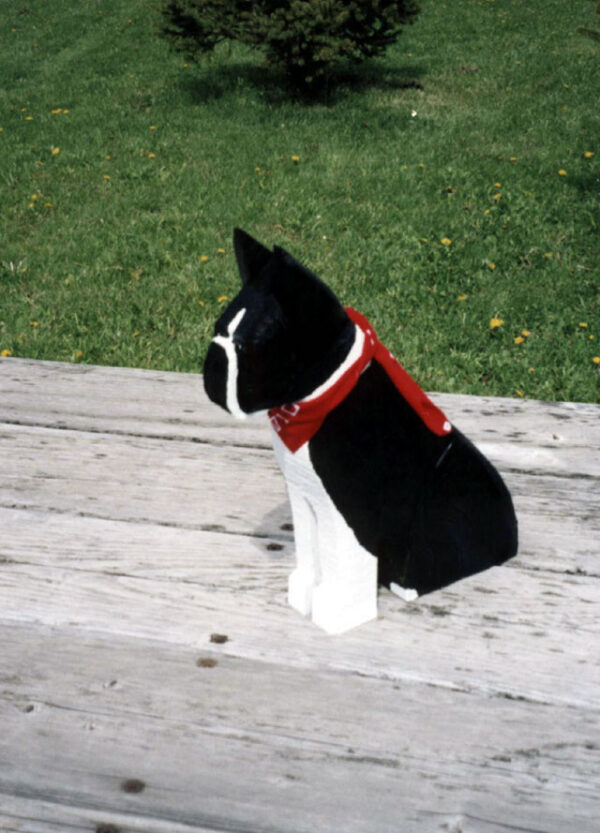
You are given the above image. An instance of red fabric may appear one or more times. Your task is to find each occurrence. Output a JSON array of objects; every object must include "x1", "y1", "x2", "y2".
[{"x1": 269, "y1": 307, "x2": 452, "y2": 452}]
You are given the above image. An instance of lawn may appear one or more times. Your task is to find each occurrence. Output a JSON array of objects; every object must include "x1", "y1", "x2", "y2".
[{"x1": 1, "y1": 0, "x2": 599, "y2": 403}]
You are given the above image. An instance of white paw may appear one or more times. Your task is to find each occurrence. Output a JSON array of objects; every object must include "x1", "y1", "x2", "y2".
[
  {"x1": 311, "y1": 582, "x2": 377, "y2": 635},
  {"x1": 288, "y1": 568, "x2": 315, "y2": 617},
  {"x1": 390, "y1": 582, "x2": 419, "y2": 602}
]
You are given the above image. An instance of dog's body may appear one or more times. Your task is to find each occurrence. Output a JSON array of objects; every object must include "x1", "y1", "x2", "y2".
[{"x1": 204, "y1": 229, "x2": 518, "y2": 633}]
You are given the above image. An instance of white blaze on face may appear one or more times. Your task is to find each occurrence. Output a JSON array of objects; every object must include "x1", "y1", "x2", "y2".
[{"x1": 211, "y1": 307, "x2": 247, "y2": 420}]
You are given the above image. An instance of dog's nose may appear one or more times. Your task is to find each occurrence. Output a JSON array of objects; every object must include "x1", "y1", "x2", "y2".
[{"x1": 203, "y1": 341, "x2": 228, "y2": 410}]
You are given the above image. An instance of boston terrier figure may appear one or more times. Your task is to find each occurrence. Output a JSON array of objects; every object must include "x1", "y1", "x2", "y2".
[{"x1": 204, "y1": 229, "x2": 518, "y2": 634}]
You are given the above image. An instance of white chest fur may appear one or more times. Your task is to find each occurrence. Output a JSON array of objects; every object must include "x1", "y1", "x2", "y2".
[{"x1": 271, "y1": 428, "x2": 379, "y2": 634}]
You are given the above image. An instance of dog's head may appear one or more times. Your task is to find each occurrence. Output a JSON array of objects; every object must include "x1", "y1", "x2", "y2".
[{"x1": 203, "y1": 229, "x2": 354, "y2": 417}]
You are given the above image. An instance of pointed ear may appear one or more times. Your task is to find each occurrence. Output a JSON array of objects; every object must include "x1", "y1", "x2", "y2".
[{"x1": 233, "y1": 228, "x2": 272, "y2": 285}]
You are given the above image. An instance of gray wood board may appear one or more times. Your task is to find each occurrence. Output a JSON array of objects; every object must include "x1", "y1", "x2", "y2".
[{"x1": 0, "y1": 357, "x2": 599, "y2": 833}]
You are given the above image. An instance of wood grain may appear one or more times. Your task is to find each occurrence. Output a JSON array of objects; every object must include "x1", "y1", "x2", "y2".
[{"x1": 0, "y1": 356, "x2": 598, "y2": 833}]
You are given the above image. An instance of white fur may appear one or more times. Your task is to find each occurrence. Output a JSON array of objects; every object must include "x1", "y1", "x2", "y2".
[
  {"x1": 272, "y1": 431, "x2": 379, "y2": 634},
  {"x1": 211, "y1": 308, "x2": 247, "y2": 420}
]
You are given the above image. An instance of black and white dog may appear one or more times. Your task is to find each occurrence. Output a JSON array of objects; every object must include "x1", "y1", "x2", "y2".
[{"x1": 204, "y1": 229, "x2": 518, "y2": 633}]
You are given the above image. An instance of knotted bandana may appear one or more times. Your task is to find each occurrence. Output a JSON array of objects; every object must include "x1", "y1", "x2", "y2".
[{"x1": 269, "y1": 307, "x2": 452, "y2": 452}]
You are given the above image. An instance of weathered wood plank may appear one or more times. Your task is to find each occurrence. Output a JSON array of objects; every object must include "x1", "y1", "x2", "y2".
[
  {"x1": 0, "y1": 624, "x2": 598, "y2": 833},
  {"x1": 1, "y1": 421, "x2": 598, "y2": 576},
  {"x1": 1, "y1": 507, "x2": 598, "y2": 707},
  {"x1": 1, "y1": 357, "x2": 599, "y2": 475}
]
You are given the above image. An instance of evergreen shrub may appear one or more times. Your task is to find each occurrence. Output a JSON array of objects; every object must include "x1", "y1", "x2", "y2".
[{"x1": 161, "y1": 0, "x2": 421, "y2": 94}]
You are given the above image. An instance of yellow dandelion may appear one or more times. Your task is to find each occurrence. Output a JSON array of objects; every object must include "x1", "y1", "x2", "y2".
[
  {"x1": 132, "y1": 331, "x2": 140, "y2": 338},
  {"x1": 103, "y1": 174, "x2": 111, "y2": 180},
  {"x1": 1, "y1": 349, "x2": 12, "y2": 357},
  {"x1": 494, "y1": 182, "x2": 501, "y2": 188},
  {"x1": 63, "y1": 109, "x2": 69, "y2": 115},
  {"x1": 217, "y1": 295, "x2": 228, "y2": 303},
  {"x1": 584, "y1": 151, "x2": 594, "y2": 159},
  {"x1": 490, "y1": 317, "x2": 504, "y2": 330},
  {"x1": 420, "y1": 237, "x2": 428, "y2": 242},
  {"x1": 457, "y1": 294, "x2": 468, "y2": 302},
  {"x1": 200, "y1": 255, "x2": 209, "y2": 263},
  {"x1": 51, "y1": 108, "x2": 62, "y2": 115},
  {"x1": 291, "y1": 155, "x2": 300, "y2": 163},
  {"x1": 51, "y1": 146, "x2": 60, "y2": 156},
  {"x1": 558, "y1": 169, "x2": 567, "y2": 176},
  {"x1": 593, "y1": 357, "x2": 600, "y2": 365},
  {"x1": 105, "y1": 155, "x2": 111, "y2": 160},
  {"x1": 149, "y1": 125, "x2": 156, "y2": 131},
  {"x1": 28, "y1": 202, "x2": 35, "y2": 209},
  {"x1": 543, "y1": 252, "x2": 553, "y2": 259},
  {"x1": 148, "y1": 152, "x2": 156, "y2": 159},
  {"x1": 441, "y1": 237, "x2": 452, "y2": 246},
  {"x1": 514, "y1": 336, "x2": 524, "y2": 344},
  {"x1": 418, "y1": 162, "x2": 425, "y2": 169},
  {"x1": 217, "y1": 248, "x2": 226, "y2": 254},
  {"x1": 493, "y1": 192, "x2": 502, "y2": 201},
  {"x1": 488, "y1": 262, "x2": 496, "y2": 270},
  {"x1": 198, "y1": 301, "x2": 205, "y2": 307},
  {"x1": 44, "y1": 202, "x2": 53, "y2": 208},
  {"x1": 25, "y1": 115, "x2": 33, "y2": 121},
  {"x1": 590, "y1": 335, "x2": 596, "y2": 340},
  {"x1": 516, "y1": 390, "x2": 524, "y2": 397},
  {"x1": 509, "y1": 156, "x2": 517, "y2": 162},
  {"x1": 579, "y1": 322, "x2": 588, "y2": 328},
  {"x1": 75, "y1": 350, "x2": 83, "y2": 359},
  {"x1": 522, "y1": 330, "x2": 531, "y2": 338},
  {"x1": 29, "y1": 321, "x2": 39, "y2": 327},
  {"x1": 255, "y1": 166, "x2": 262, "y2": 173},
  {"x1": 483, "y1": 209, "x2": 491, "y2": 215}
]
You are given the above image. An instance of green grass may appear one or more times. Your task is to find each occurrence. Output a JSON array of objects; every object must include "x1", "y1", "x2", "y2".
[{"x1": 1, "y1": 0, "x2": 599, "y2": 402}]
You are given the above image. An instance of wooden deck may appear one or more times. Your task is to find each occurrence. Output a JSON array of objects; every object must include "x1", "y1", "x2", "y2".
[{"x1": 0, "y1": 356, "x2": 598, "y2": 833}]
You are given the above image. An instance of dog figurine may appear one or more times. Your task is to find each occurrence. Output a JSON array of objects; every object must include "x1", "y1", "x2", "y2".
[{"x1": 204, "y1": 229, "x2": 518, "y2": 634}]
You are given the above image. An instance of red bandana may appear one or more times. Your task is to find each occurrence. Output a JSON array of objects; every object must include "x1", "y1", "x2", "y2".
[{"x1": 269, "y1": 307, "x2": 452, "y2": 452}]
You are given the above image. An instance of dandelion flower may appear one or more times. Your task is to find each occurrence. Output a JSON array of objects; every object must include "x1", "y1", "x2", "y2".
[
  {"x1": 217, "y1": 248, "x2": 225, "y2": 254},
  {"x1": 75, "y1": 350, "x2": 83, "y2": 359},
  {"x1": 579, "y1": 322, "x2": 588, "y2": 328},
  {"x1": 103, "y1": 174, "x2": 111, "y2": 180},
  {"x1": 1, "y1": 349, "x2": 12, "y2": 357},
  {"x1": 522, "y1": 330, "x2": 531, "y2": 338},
  {"x1": 543, "y1": 252, "x2": 553, "y2": 259},
  {"x1": 148, "y1": 152, "x2": 156, "y2": 159},
  {"x1": 291, "y1": 155, "x2": 300, "y2": 163},
  {"x1": 51, "y1": 108, "x2": 62, "y2": 115},
  {"x1": 457, "y1": 294, "x2": 468, "y2": 302},
  {"x1": 420, "y1": 237, "x2": 428, "y2": 242},
  {"x1": 514, "y1": 336, "x2": 524, "y2": 344},
  {"x1": 593, "y1": 357, "x2": 600, "y2": 365},
  {"x1": 25, "y1": 115, "x2": 33, "y2": 121},
  {"x1": 509, "y1": 156, "x2": 517, "y2": 162},
  {"x1": 584, "y1": 151, "x2": 594, "y2": 159},
  {"x1": 217, "y1": 295, "x2": 228, "y2": 303},
  {"x1": 490, "y1": 317, "x2": 504, "y2": 330},
  {"x1": 516, "y1": 390, "x2": 524, "y2": 397},
  {"x1": 488, "y1": 262, "x2": 496, "y2": 270},
  {"x1": 149, "y1": 125, "x2": 156, "y2": 131},
  {"x1": 199, "y1": 255, "x2": 209, "y2": 263},
  {"x1": 483, "y1": 209, "x2": 491, "y2": 215},
  {"x1": 494, "y1": 182, "x2": 501, "y2": 188},
  {"x1": 493, "y1": 192, "x2": 502, "y2": 201},
  {"x1": 132, "y1": 331, "x2": 140, "y2": 338},
  {"x1": 198, "y1": 301, "x2": 205, "y2": 307},
  {"x1": 441, "y1": 237, "x2": 452, "y2": 246},
  {"x1": 51, "y1": 146, "x2": 60, "y2": 155},
  {"x1": 29, "y1": 321, "x2": 39, "y2": 327},
  {"x1": 558, "y1": 169, "x2": 567, "y2": 176}
]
